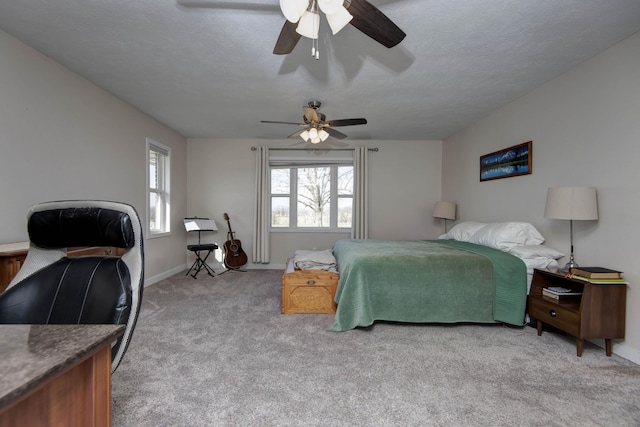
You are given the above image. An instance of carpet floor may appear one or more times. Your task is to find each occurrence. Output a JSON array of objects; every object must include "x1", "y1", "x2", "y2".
[{"x1": 111, "y1": 269, "x2": 640, "y2": 426}]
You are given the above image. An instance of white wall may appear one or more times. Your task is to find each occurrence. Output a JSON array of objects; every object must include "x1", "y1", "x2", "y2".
[
  {"x1": 0, "y1": 29, "x2": 188, "y2": 284},
  {"x1": 187, "y1": 138, "x2": 443, "y2": 269},
  {"x1": 443, "y1": 31, "x2": 640, "y2": 362}
]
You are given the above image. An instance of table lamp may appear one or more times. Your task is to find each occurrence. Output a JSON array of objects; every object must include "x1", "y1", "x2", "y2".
[
  {"x1": 544, "y1": 186, "x2": 598, "y2": 272},
  {"x1": 433, "y1": 201, "x2": 457, "y2": 233}
]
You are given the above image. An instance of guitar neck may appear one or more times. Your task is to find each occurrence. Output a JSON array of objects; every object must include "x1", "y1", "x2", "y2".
[{"x1": 226, "y1": 220, "x2": 236, "y2": 243}]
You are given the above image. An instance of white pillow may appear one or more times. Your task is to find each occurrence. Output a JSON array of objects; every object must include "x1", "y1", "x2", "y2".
[
  {"x1": 438, "y1": 222, "x2": 487, "y2": 241},
  {"x1": 467, "y1": 222, "x2": 545, "y2": 250},
  {"x1": 507, "y1": 245, "x2": 564, "y2": 260},
  {"x1": 521, "y1": 257, "x2": 560, "y2": 273}
]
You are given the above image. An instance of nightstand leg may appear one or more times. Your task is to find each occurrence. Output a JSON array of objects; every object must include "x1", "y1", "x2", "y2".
[
  {"x1": 576, "y1": 338, "x2": 584, "y2": 357},
  {"x1": 536, "y1": 320, "x2": 543, "y2": 336},
  {"x1": 605, "y1": 339, "x2": 612, "y2": 357}
]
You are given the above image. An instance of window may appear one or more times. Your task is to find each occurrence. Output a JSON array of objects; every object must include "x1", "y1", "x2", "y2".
[
  {"x1": 147, "y1": 138, "x2": 171, "y2": 237},
  {"x1": 271, "y1": 165, "x2": 353, "y2": 230}
]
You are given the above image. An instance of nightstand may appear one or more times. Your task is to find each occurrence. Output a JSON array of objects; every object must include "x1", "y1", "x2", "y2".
[{"x1": 528, "y1": 268, "x2": 626, "y2": 357}]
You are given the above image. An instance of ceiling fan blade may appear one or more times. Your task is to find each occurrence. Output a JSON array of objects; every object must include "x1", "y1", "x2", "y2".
[
  {"x1": 261, "y1": 120, "x2": 306, "y2": 126},
  {"x1": 326, "y1": 118, "x2": 368, "y2": 127},
  {"x1": 303, "y1": 106, "x2": 320, "y2": 123},
  {"x1": 287, "y1": 128, "x2": 306, "y2": 138},
  {"x1": 325, "y1": 127, "x2": 349, "y2": 139},
  {"x1": 273, "y1": 21, "x2": 302, "y2": 54},
  {"x1": 346, "y1": 0, "x2": 406, "y2": 48}
]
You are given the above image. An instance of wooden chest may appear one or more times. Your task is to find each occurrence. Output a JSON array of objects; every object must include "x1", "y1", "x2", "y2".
[{"x1": 282, "y1": 258, "x2": 339, "y2": 314}]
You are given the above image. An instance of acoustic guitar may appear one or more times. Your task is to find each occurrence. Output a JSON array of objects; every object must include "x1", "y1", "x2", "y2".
[{"x1": 223, "y1": 213, "x2": 248, "y2": 269}]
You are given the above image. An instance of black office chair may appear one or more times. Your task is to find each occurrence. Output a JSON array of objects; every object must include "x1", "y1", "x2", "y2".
[{"x1": 0, "y1": 200, "x2": 144, "y2": 372}]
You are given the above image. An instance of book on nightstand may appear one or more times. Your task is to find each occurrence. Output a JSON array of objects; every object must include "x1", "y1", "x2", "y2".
[
  {"x1": 568, "y1": 275, "x2": 628, "y2": 285},
  {"x1": 542, "y1": 287, "x2": 582, "y2": 301},
  {"x1": 570, "y1": 267, "x2": 623, "y2": 279}
]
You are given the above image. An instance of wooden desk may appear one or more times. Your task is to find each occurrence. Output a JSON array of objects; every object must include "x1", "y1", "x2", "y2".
[
  {"x1": 0, "y1": 324, "x2": 125, "y2": 427},
  {"x1": 0, "y1": 242, "x2": 29, "y2": 294}
]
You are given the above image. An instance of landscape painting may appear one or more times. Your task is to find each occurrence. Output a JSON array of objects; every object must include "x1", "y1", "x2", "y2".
[{"x1": 480, "y1": 141, "x2": 532, "y2": 181}]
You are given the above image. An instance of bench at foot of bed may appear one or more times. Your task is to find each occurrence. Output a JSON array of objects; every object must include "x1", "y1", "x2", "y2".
[{"x1": 282, "y1": 258, "x2": 338, "y2": 315}]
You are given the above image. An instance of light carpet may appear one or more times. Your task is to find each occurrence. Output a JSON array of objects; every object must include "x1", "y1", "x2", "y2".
[{"x1": 112, "y1": 269, "x2": 640, "y2": 426}]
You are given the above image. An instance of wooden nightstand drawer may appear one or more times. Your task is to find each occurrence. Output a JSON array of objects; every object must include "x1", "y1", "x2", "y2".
[{"x1": 529, "y1": 296, "x2": 580, "y2": 337}]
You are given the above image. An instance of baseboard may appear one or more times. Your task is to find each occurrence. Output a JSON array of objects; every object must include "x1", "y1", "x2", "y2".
[
  {"x1": 146, "y1": 263, "x2": 286, "y2": 287},
  {"x1": 212, "y1": 263, "x2": 286, "y2": 271},
  {"x1": 250, "y1": 263, "x2": 285, "y2": 270},
  {"x1": 608, "y1": 341, "x2": 640, "y2": 365},
  {"x1": 144, "y1": 265, "x2": 187, "y2": 287}
]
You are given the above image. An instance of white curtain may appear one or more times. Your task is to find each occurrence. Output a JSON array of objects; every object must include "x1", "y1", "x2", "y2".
[
  {"x1": 351, "y1": 146, "x2": 369, "y2": 239},
  {"x1": 252, "y1": 146, "x2": 270, "y2": 263}
]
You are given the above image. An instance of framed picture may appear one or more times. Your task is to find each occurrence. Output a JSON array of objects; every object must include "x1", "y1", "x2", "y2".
[{"x1": 480, "y1": 141, "x2": 532, "y2": 182}]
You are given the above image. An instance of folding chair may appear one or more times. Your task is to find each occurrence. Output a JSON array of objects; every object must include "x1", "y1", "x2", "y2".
[{"x1": 184, "y1": 217, "x2": 218, "y2": 278}]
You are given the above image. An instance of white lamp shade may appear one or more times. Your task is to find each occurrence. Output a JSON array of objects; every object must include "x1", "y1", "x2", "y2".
[
  {"x1": 296, "y1": 10, "x2": 320, "y2": 39},
  {"x1": 318, "y1": 0, "x2": 342, "y2": 15},
  {"x1": 308, "y1": 127, "x2": 319, "y2": 139},
  {"x1": 433, "y1": 201, "x2": 456, "y2": 220},
  {"x1": 300, "y1": 129, "x2": 310, "y2": 141},
  {"x1": 280, "y1": 0, "x2": 309, "y2": 23},
  {"x1": 319, "y1": 129, "x2": 329, "y2": 141},
  {"x1": 326, "y1": 6, "x2": 353, "y2": 35},
  {"x1": 544, "y1": 187, "x2": 598, "y2": 220}
]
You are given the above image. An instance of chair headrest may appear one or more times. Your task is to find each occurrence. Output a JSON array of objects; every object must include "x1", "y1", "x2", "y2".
[{"x1": 28, "y1": 207, "x2": 135, "y2": 249}]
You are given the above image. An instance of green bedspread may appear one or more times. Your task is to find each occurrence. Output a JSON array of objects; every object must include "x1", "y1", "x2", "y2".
[{"x1": 328, "y1": 239, "x2": 527, "y2": 332}]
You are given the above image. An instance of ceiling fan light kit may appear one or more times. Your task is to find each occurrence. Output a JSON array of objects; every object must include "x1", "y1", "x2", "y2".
[
  {"x1": 318, "y1": 0, "x2": 342, "y2": 15},
  {"x1": 280, "y1": 0, "x2": 354, "y2": 59},
  {"x1": 296, "y1": 9, "x2": 320, "y2": 39},
  {"x1": 274, "y1": 0, "x2": 405, "y2": 56},
  {"x1": 299, "y1": 127, "x2": 330, "y2": 144},
  {"x1": 326, "y1": 6, "x2": 353, "y2": 35},
  {"x1": 280, "y1": 0, "x2": 309, "y2": 23},
  {"x1": 294, "y1": 0, "x2": 354, "y2": 37}
]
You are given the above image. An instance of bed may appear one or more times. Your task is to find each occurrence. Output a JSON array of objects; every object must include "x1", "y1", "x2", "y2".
[{"x1": 328, "y1": 222, "x2": 564, "y2": 332}]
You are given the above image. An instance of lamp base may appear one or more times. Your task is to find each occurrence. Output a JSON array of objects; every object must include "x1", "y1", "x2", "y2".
[{"x1": 560, "y1": 260, "x2": 578, "y2": 273}]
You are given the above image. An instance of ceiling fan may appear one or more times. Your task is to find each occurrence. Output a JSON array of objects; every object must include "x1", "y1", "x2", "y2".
[
  {"x1": 261, "y1": 101, "x2": 367, "y2": 143},
  {"x1": 274, "y1": 0, "x2": 406, "y2": 57}
]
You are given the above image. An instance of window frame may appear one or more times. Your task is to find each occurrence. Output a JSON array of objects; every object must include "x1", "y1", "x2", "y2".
[
  {"x1": 146, "y1": 138, "x2": 171, "y2": 238},
  {"x1": 270, "y1": 163, "x2": 354, "y2": 232}
]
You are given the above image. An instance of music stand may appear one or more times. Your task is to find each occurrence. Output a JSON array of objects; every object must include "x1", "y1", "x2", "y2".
[{"x1": 184, "y1": 217, "x2": 218, "y2": 279}]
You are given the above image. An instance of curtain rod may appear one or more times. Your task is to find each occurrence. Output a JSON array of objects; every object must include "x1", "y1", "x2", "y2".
[{"x1": 251, "y1": 147, "x2": 378, "y2": 152}]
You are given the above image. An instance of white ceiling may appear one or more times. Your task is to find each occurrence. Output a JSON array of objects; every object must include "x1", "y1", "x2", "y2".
[{"x1": 1, "y1": 0, "x2": 640, "y2": 141}]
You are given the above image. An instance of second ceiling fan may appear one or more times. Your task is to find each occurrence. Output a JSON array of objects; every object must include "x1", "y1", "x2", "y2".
[
  {"x1": 261, "y1": 101, "x2": 367, "y2": 143},
  {"x1": 274, "y1": 0, "x2": 406, "y2": 57}
]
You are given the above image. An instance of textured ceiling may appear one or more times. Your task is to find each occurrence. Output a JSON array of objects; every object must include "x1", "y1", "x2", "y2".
[{"x1": 1, "y1": 0, "x2": 640, "y2": 141}]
